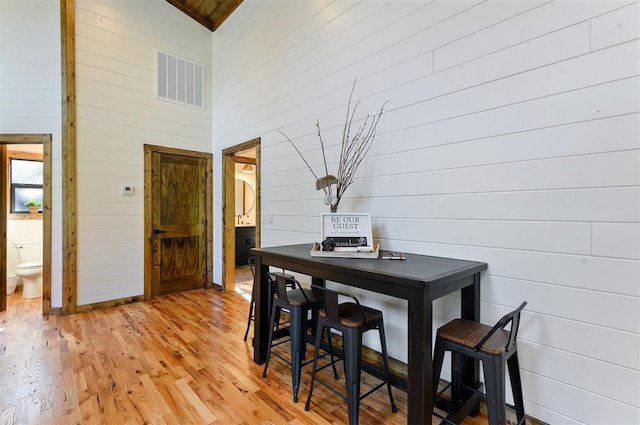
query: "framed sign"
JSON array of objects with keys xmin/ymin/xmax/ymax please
[
  {"xmin": 321, "ymin": 213, "xmax": 372, "ymax": 248},
  {"xmin": 310, "ymin": 213, "xmax": 378, "ymax": 258}
]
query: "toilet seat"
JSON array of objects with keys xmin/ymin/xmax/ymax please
[{"xmin": 17, "ymin": 261, "xmax": 43, "ymax": 270}]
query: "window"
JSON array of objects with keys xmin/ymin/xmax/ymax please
[{"xmin": 10, "ymin": 158, "xmax": 43, "ymax": 213}]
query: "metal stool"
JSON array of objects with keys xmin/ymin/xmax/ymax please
[
  {"xmin": 433, "ymin": 301, "xmax": 528, "ymax": 425},
  {"xmin": 243, "ymin": 257, "xmax": 259, "ymax": 341},
  {"xmin": 262, "ymin": 272, "xmax": 320, "ymax": 402},
  {"xmin": 305, "ymin": 285, "xmax": 397, "ymax": 425},
  {"xmin": 243, "ymin": 257, "xmax": 294, "ymax": 341}
]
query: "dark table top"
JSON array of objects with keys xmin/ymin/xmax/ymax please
[{"xmin": 252, "ymin": 243, "xmax": 487, "ymax": 295}]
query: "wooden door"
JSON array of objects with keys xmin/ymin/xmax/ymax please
[{"xmin": 150, "ymin": 150, "xmax": 207, "ymax": 296}]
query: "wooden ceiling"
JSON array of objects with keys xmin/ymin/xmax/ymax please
[{"xmin": 165, "ymin": 0, "xmax": 243, "ymax": 31}]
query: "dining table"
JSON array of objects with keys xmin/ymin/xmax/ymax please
[{"xmin": 250, "ymin": 243, "xmax": 488, "ymax": 425}]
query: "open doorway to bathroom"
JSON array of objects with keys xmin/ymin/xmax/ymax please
[
  {"xmin": 0, "ymin": 134, "xmax": 52, "ymax": 315},
  {"xmin": 222, "ymin": 139, "xmax": 260, "ymax": 295}
]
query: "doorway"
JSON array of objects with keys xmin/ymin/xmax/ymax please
[
  {"xmin": 222, "ymin": 138, "xmax": 260, "ymax": 293},
  {"xmin": 143, "ymin": 144, "xmax": 213, "ymax": 299},
  {"xmin": 0, "ymin": 134, "xmax": 52, "ymax": 315}
]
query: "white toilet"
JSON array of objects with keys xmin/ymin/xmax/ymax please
[{"xmin": 13, "ymin": 240, "xmax": 43, "ymax": 298}]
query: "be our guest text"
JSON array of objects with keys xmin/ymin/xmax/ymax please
[{"xmin": 331, "ymin": 215, "xmax": 360, "ymax": 230}]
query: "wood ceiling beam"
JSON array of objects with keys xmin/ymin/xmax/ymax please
[
  {"xmin": 165, "ymin": 0, "xmax": 216, "ymax": 31},
  {"xmin": 164, "ymin": 0, "xmax": 243, "ymax": 32}
]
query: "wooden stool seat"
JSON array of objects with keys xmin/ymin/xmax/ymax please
[
  {"xmin": 437, "ymin": 319, "xmax": 511, "ymax": 355},
  {"xmin": 318, "ymin": 302, "xmax": 383, "ymax": 327}
]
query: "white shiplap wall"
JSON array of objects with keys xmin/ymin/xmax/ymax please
[
  {"xmin": 74, "ymin": 0, "xmax": 212, "ymax": 304},
  {"xmin": 212, "ymin": 1, "xmax": 640, "ymax": 424},
  {"xmin": 0, "ymin": 0, "xmax": 63, "ymax": 306}
]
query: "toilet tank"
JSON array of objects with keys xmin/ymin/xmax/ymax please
[{"xmin": 14, "ymin": 240, "xmax": 43, "ymax": 263}]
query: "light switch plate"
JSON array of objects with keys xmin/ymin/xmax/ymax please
[{"xmin": 122, "ymin": 185, "xmax": 134, "ymax": 195}]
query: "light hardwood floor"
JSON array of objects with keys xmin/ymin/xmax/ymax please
[{"xmin": 0, "ymin": 283, "xmax": 493, "ymax": 425}]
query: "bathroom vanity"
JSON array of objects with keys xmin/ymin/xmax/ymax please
[{"xmin": 235, "ymin": 225, "xmax": 255, "ymax": 266}]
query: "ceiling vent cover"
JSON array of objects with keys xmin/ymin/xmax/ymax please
[{"xmin": 155, "ymin": 50, "xmax": 204, "ymax": 108}]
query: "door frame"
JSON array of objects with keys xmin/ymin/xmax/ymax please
[
  {"xmin": 143, "ymin": 144, "xmax": 214, "ymax": 299},
  {"xmin": 0, "ymin": 134, "xmax": 53, "ymax": 314},
  {"xmin": 222, "ymin": 138, "xmax": 260, "ymax": 293}
]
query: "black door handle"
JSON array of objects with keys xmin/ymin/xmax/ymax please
[{"xmin": 153, "ymin": 229, "xmax": 167, "ymax": 235}]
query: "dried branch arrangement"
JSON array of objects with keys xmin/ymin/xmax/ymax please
[{"xmin": 280, "ymin": 81, "xmax": 388, "ymax": 212}]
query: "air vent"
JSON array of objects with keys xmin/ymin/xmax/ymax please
[{"xmin": 155, "ymin": 50, "xmax": 204, "ymax": 108}]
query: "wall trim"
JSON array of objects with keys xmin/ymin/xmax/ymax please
[{"xmin": 61, "ymin": 0, "xmax": 77, "ymax": 315}]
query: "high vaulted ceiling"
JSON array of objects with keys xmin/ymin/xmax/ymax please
[{"xmin": 165, "ymin": 0, "xmax": 243, "ymax": 31}]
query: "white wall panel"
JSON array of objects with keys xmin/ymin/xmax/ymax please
[
  {"xmin": 433, "ymin": 187, "xmax": 640, "ymax": 222},
  {"xmin": 78, "ymin": 265, "xmax": 143, "ymax": 284},
  {"xmin": 385, "ymin": 76, "xmax": 639, "ymax": 145},
  {"xmin": 77, "ymin": 277, "xmax": 144, "ymax": 305},
  {"xmin": 76, "ymin": 146, "xmax": 143, "ymax": 166},
  {"xmin": 79, "ymin": 240, "xmax": 141, "ymax": 257},
  {"xmin": 0, "ymin": 0, "xmax": 63, "ymax": 307},
  {"xmin": 352, "ymin": 150, "xmax": 638, "ymax": 199},
  {"xmin": 520, "ymin": 367, "xmax": 639, "ymax": 425},
  {"xmin": 77, "ymin": 215, "xmax": 142, "ymax": 231},
  {"xmin": 78, "ymin": 253, "xmax": 143, "ymax": 270},
  {"xmin": 484, "ymin": 275, "xmax": 638, "ymax": 332},
  {"xmin": 521, "ymin": 341, "xmax": 639, "ymax": 408},
  {"xmin": 518, "ymin": 309, "xmax": 638, "ymax": 371},
  {"xmin": 0, "ymin": 89, "xmax": 60, "ymax": 104},
  {"xmin": 77, "ymin": 202, "xmax": 141, "ymax": 217},
  {"xmin": 433, "ymin": 0, "xmax": 633, "ymax": 70},
  {"xmin": 592, "ymin": 222, "xmax": 640, "ymax": 259},
  {"xmin": 379, "ymin": 218, "xmax": 592, "ymax": 254},
  {"xmin": 76, "ymin": 228, "xmax": 143, "ymax": 244},
  {"xmin": 591, "ymin": 1, "xmax": 640, "ymax": 49},
  {"xmin": 373, "ymin": 114, "xmax": 639, "ymax": 177},
  {"xmin": 76, "ymin": 106, "xmax": 210, "ymax": 139},
  {"xmin": 213, "ymin": 1, "xmax": 640, "ymax": 423},
  {"xmin": 74, "ymin": 0, "xmax": 212, "ymax": 305}
]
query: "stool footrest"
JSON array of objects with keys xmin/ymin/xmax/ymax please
[
  {"xmin": 312, "ymin": 375, "xmax": 388, "ymax": 404},
  {"xmin": 435, "ymin": 382, "xmax": 484, "ymax": 425}
]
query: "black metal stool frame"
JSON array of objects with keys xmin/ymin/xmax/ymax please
[
  {"xmin": 305, "ymin": 285, "xmax": 397, "ymax": 425},
  {"xmin": 243, "ymin": 257, "xmax": 295, "ymax": 341},
  {"xmin": 243, "ymin": 257, "xmax": 259, "ymax": 341},
  {"xmin": 261, "ymin": 272, "xmax": 323, "ymax": 403},
  {"xmin": 433, "ymin": 301, "xmax": 528, "ymax": 425}
]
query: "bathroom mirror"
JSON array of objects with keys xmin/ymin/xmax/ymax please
[{"xmin": 235, "ymin": 179, "xmax": 255, "ymax": 217}]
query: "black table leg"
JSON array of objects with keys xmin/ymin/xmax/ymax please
[
  {"xmin": 406, "ymin": 288, "xmax": 432, "ymax": 425},
  {"xmin": 460, "ymin": 273, "xmax": 482, "ymax": 415},
  {"xmin": 253, "ymin": 256, "xmax": 270, "ymax": 364}
]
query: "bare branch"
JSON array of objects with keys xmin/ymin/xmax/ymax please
[
  {"xmin": 316, "ymin": 119, "xmax": 330, "ymax": 178},
  {"xmin": 279, "ymin": 131, "xmax": 322, "ymax": 185},
  {"xmin": 281, "ymin": 81, "xmax": 388, "ymax": 211}
]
